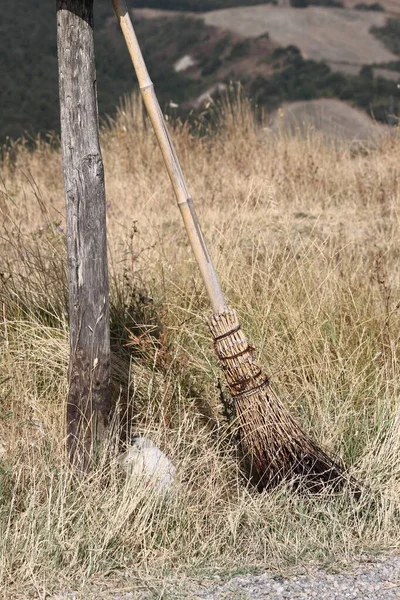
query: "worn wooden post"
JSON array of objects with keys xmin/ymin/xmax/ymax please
[{"xmin": 57, "ymin": 0, "xmax": 110, "ymax": 469}]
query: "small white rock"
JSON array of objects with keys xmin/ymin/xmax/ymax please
[
  {"xmin": 117, "ymin": 436, "xmax": 176, "ymax": 491},
  {"xmin": 174, "ymin": 54, "xmax": 196, "ymax": 72}
]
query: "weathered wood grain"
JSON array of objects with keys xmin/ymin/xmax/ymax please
[{"xmin": 57, "ymin": 0, "xmax": 110, "ymax": 469}]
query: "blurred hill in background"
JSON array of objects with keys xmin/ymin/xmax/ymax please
[{"xmin": 1, "ymin": 0, "xmax": 399, "ymax": 144}]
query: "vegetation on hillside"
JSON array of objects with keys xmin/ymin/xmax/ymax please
[
  {"xmin": 251, "ymin": 45, "xmax": 399, "ymax": 122},
  {"xmin": 0, "ymin": 1, "xmax": 214, "ymax": 143},
  {"xmin": 354, "ymin": 2, "xmax": 385, "ymax": 10},
  {"xmin": 371, "ymin": 18, "xmax": 400, "ymax": 56},
  {"xmin": 1, "ymin": 1, "xmax": 261, "ymax": 143},
  {"xmin": 134, "ymin": 0, "xmax": 344, "ymax": 8},
  {"xmin": 1, "ymin": 1, "xmax": 399, "ymax": 145},
  {"xmin": 290, "ymin": 0, "xmax": 344, "ymax": 7},
  {"xmin": 134, "ymin": 0, "xmax": 276, "ymax": 10},
  {"xmin": 0, "ymin": 0, "xmax": 129, "ymax": 141},
  {"xmin": 373, "ymin": 59, "xmax": 400, "ymax": 72},
  {"xmin": 1, "ymin": 95, "xmax": 399, "ymax": 595}
]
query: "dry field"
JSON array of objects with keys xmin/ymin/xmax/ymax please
[
  {"xmin": 0, "ymin": 94, "xmax": 399, "ymax": 597},
  {"xmin": 134, "ymin": 7, "xmax": 198, "ymax": 19},
  {"xmin": 342, "ymin": 0, "xmax": 400, "ymax": 15},
  {"xmin": 135, "ymin": 5, "xmax": 398, "ymax": 78},
  {"xmin": 203, "ymin": 6, "xmax": 395, "ymax": 65},
  {"xmin": 270, "ymin": 98, "xmax": 388, "ymax": 142}
]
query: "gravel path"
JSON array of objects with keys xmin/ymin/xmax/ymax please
[
  {"xmin": 40, "ymin": 554, "xmax": 400, "ymax": 600},
  {"xmin": 191, "ymin": 554, "xmax": 400, "ymax": 600}
]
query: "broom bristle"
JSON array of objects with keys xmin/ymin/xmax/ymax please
[{"xmin": 208, "ymin": 308, "xmax": 354, "ymax": 493}]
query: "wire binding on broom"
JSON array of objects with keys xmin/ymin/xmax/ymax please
[{"xmin": 208, "ymin": 308, "xmax": 351, "ymax": 493}]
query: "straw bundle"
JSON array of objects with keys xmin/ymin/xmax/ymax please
[{"xmin": 209, "ymin": 309, "xmax": 346, "ymax": 492}]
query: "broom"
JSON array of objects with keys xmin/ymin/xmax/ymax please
[{"xmin": 111, "ymin": 0, "xmax": 351, "ymax": 493}]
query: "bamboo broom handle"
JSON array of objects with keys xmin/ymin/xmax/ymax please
[{"xmin": 112, "ymin": 0, "xmax": 227, "ymax": 314}]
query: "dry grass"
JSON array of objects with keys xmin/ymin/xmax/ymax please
[{"xmin": 0, "ymin": 93, "xmax": 399, "ymax": 596}]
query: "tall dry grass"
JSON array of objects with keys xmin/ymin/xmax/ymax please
[{"xmin": 0, "ymin": 93, "xmax": 399, "ymax": 596}]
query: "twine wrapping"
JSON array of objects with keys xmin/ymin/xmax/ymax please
[{"xmin": 208, "ymin": 308, "xmax": 350, "ymax": 492}]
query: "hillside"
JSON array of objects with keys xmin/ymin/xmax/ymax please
[
  {"xmin": 0, "ymin": 1, "xmax": 399, "ymax": 144},
  {"xmin": 269, "ymin": 97, "xmax": 388, "ymax": 141},
  {"xmin": 0, "ymin": 0, "xmax": 127, "ymax": 141},
  {"xmin": 203, "ymin": 6, "xmax": 396, "ymax": 65},
  {"xmin": 342, "ymin": 0, "xmax": 400, "ymax": 14}
]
